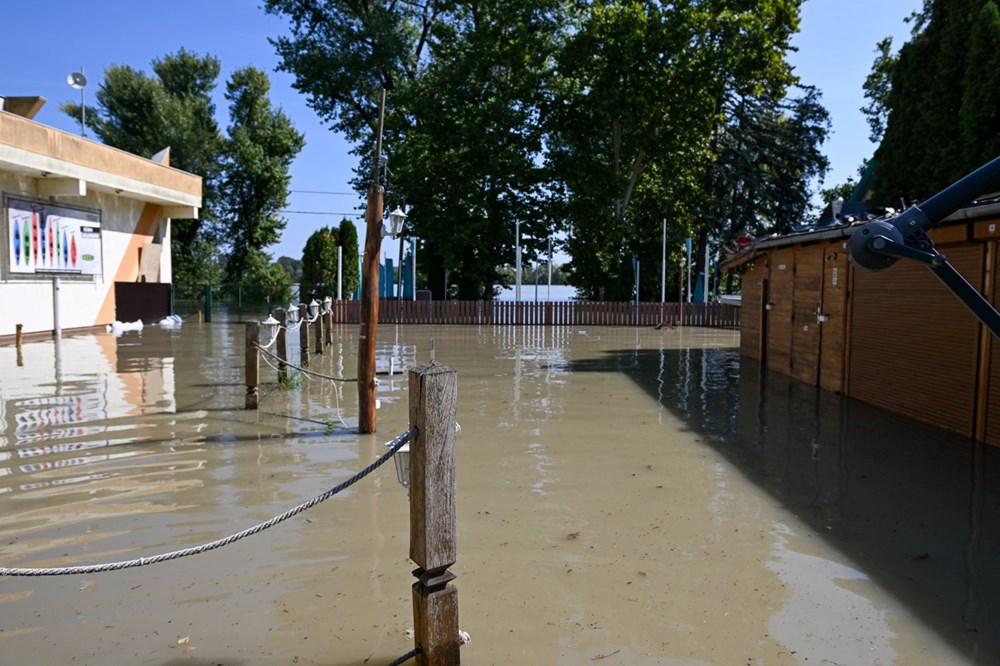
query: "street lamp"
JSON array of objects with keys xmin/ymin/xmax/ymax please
[
  {"xmin": 389, "ymin": 440, "xmax": 410, "ymax": 488},
  {"xmin": 260, "ymin": 314, "xmax": 281, "ymax": 348},
  {"xmin": 384, "ymin": 207, "xmax": 407, "ymax": 239},
  {"xmin": 287, "ymin": 303, "xmax": 299, "ymax": 324},
  {"xmin": 308, "ymin": 299, "xmax": 321, "ymax": 321},
  {"xmin": 323, "ymin": 295, "xmax": 333, "ymax": 314}
]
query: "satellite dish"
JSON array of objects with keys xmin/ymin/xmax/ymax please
[{"xmin": 67, "ymin": 71, "xmax": 87, "ymax": 90}]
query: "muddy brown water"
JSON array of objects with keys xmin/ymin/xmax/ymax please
[{"xmin": 1, "ymin": 323, "xmax": 997, "ymax": 665}]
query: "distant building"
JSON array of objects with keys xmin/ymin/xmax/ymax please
[
  {"xmin": 0, "ymin": 98, "xmax": 201, "ymax": 339},
  {"xmin": 722, "ymin": 198, "xmax": 1000, "ymax": 446}
]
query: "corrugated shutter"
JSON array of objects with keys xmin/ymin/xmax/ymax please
[
  {"xmin": 849, "ymin": 245, "xmax": 983, "ymax": 437},
  {"xmin": 766, "ymin": 248, "xmax": 795, "ymax": 375},
  {"xmin": 983, "ymin": 243, "xmax": 1000, "ymax": 445},
  {"xmin": 741, "ymin": 262, "xmax": 764, "ymax": 360},
  {"xmin": 820, "ymin": 243, "xmax": 850, "ymax": 393},
  {"xmin": 791, "ymin": 246, "xmax": 823, "ymax": 385}
]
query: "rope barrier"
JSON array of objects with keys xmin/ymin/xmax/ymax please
[
  {"xmin": 0, "ymin": 429, "xmax": 416, "ymax": 577},
  {"xmin": 255, "ymin": 343, "xmax": 358, "ymax": 383},
  {"xmin": 385, "ymin": 648, "xmax": 421, "ymax": 666}
]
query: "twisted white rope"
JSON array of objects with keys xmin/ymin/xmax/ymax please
[{"xmin": 0, "ymin": 429, "xmax": 416, "ymax": 577}]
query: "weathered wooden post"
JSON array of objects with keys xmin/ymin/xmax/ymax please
[
  {"xmin": 299, "ymin": 303, "xmax": 310, "ymax": 368},
  {"xmin": 315, "ymin": 306, "xmax": 324, "ymax": 355},
  {"xmin": 245, "ymin": 320, "xmax": 259, "ymax": 409},
  {"xmin": 325, "ymin": 304, "xmax": 333, "ymax": 346},
  {"xmin": 409, "ymin": 361, "xmax": 460, "ymax": 665},
  {"xmin": 15, "ymin": 323, "xmax": 23, "ymax": 367},
  {"xmin": 274, "ymin": 307, "xmax": 288, "ymax": 383}
]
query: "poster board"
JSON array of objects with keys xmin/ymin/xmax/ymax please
[{"xmin": 4, "ymin": 196, "xmax": 103, "ymax": 276}]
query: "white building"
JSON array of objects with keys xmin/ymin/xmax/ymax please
[{"xmin": 0, "ymin": 98, "xmax": 202, "ymax": 339}]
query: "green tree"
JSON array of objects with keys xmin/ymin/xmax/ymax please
[
  {"xmin": 872, "ymin": 0, "xmax": 998, "ymax": 204},
  {"xmin": 62, "ymin": 49, "xmax": 225, "ymax": 293},
  {"xmin": 338, "ymin": 218, "xmax": 361, "ymax": 299},
  {"xmin": 266, "ymin": 0, "xmax": 561, "ymax": 300},
  {"xmin": 301, "ymin": 226, "xmax": 339, "ymax": 300},
  {"xmin": 218, "ymin": 67, "xmax": 304, "ymax": 285},
  {"xmin": 861, "ymin": 37, "xmax": 897, "ymax": 144},
  {"xmin": 276, "ymin": 256, "xmax": 303, "ymax": 282}
]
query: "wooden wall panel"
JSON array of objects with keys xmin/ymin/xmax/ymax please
[
  {"xmin": 791, "ymin": 245, "xmax": 823, "ymax": 385},
  {"xmin": 740, "ymin": 261, "xmax": 765, "ymax": 360},
  {"xmin": 766, "ymin": 248, "xmax": 795, "ymax": 375},
  {"xmin": 849, "ymin": 244, "xmax": 984, "ymax": 438},
  {"xmin": 819, "ymin": 242, "xmax": 850, "ymax": 393},
  {"xmin": 984, "ymin": 241, "xmax": 1000, "ymax": 446}
]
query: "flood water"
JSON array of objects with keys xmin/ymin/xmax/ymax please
[{"xmin": 1, "ymin": 322, "xmax": 997, "ymax": 665}]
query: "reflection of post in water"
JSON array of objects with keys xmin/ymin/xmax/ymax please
[{"xmin": 964, "ymin": 441, "xmax": 984, "ymax": 631}]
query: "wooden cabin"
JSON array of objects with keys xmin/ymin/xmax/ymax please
[{"xmin": 722, "ymin": 201, "xmax": 1000, "ymax": 446}]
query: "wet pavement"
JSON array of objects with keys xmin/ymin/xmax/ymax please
[{"xmin": 0, "ymin": 322, "xmax": 996, "ymax": 664}]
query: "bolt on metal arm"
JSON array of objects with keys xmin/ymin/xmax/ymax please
[{"xmin": 846, "ymin": 154, "xmax": 1000, "ymax": 339}]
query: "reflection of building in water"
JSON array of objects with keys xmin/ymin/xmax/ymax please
[
  {"xmin": 0, "ymin": 330, "xmax": 176, "ymax": 495},
  {"xmin": 604, "ymin": 346, "xmax": 1000, "ymax": 664}
]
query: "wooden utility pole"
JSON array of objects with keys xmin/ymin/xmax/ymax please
[
  {"xmin": 274, "ymin": 307, "xmax": 288, "ymax": 384},
  {"xmin": 325, "ymin": 304, "xmax": 333, "ymax": 346},
  {"xmin": 245, "ymin": 321, "xmax": 259, "ymax": 409},
  {"xmin": 359, "ymin": 88, "xmax": 388, "ymax": 434},
  {"xmin": 409, "ymin": 361, "xmax": 460, "ymax": 665}
]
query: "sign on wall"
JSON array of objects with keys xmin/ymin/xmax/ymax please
[{"xmin": 5, "ymin": 197, "xmax": 102, "ymax": 276}]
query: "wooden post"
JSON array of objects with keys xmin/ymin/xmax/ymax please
[
  {"xmin": 16, "ymin": 323, "xmax": 23, "ymax": 367},
  {"xmin": 315, "ymin": 307, "xmax": 324, "ymax": 356},
  {"xmin": 274, "ymin": 307, "xmax": 288, "ymax": 384},
  {"xmin": 409, "ymin": 361, "xmax": 460, "ymax": 665},
  {"xmin": 325, "ymin": 306, "xmax": 333, "ymax": 346},
  {"xmin": 299, "ymin": 303, "xmax": 310, "ymax": 368},
  {"xmin": 245, "ymin": 321, "xmax": 259, "ymax": 410},
  {"xmin": 359, "ymin": 88, "xmax": 388, "ymax": 435}
]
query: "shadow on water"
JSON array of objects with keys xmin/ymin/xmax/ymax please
[{"xmin": 568, "ymin": 347, "xmax": 1000, "ymax": 664}]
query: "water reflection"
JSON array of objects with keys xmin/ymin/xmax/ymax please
[{"xmin": 574, "ymin": 346, "xmax": 1000, "ymax": 663}]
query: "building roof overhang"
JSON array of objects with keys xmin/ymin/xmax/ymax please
[{"xmin": 0, "ymin": 110, "xmax": 202, "ymax": 217}]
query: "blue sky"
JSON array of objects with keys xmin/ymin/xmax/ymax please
[{"xmin": 2, "ymin": 0, "xmax": 922, "ymax": 265}]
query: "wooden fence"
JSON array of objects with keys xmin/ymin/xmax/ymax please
[{"xmin": 328, "ymin": 299, "xmax": 739, "ymax": 328}]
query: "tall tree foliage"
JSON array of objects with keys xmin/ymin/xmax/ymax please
[
  {"xmin": 301, "ymin": 226, "xmax": 339, "ymax": 299},
  {"xmin": 267, "ymin": 0, "xmax": 560, "ymax": 299},
  {"xmin": 219, "ymin": 67, "xmax": 304, "ymax": 285},
  {"xmin": 546, "ymin": 0, "xmax": 825, "ymax": 300},
  {"xmin": 62, "ymin": 49, "xmax": 225, "ymax": 291},
  {"xmin": 337, "ymin": 218, "xmax": 361, "ymax": 298},
  {"xmin": 873, "ymin": 0, "xmax": 1000, "ymax": 204},
  {"xmin": 61, "ymin": 51, "xmax": 303, "ymax": 293},
  {"xmin": 267, "ymin": 0, "xmax": 829, "ymax": 301}
]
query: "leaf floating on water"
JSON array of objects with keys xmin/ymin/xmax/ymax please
[
  {"xmin": 184, "ymin": 646, "xmax": 196, "ymax": 653},
  {"xmin": 566, "ymin": 532, "xmax": 581, "ymax": 541},
  {"xmin": 177, "ymin": 636, "xmax": 190, "ymax": 645}
]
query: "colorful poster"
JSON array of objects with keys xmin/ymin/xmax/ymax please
[{"xmin": 5, "ymin": 197, "xmax": 102, "ymax": 276}]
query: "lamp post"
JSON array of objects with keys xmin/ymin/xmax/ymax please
[{"xmin": 358, "ymin": 93, "xmax": 407, "ymax": 434}]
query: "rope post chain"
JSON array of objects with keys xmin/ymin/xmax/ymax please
[
  {"xmin": 409, "ymin": 361, "xmax": 461, "ymax": 665},
  {"xmin": 245, "ymin": 320, "xmax": 259, "ymax": 410},
  {"xmin": 274, "ymin": 307, "xmax": 289, "ymax": 383},
  {"xmin": 299, "ymin": 303, "xmax": 310, "ymax": 368}
]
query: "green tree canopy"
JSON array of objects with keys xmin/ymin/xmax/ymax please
[
  {"xmin": 219, "ymin": 67, "xmax": 304, "ymax": 285},
  {"xmin": 872, "ymin": 0, "xmax": 1000, "ymax": 204},
  {"xmin": 301, "ymin": 226, "xmax": 339, "ymax": 300}
]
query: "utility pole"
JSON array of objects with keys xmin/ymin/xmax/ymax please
[{"xmin": 358, "ymin": 88, "xmax": 387, "ymax": 434}]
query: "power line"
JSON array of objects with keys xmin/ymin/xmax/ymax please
[
  {"xmin": 279, "ymin": 210, "xmax": 364, "ymax": 217},
  {"xmin": 289, "ymin": 189, "xmax": 359, "ymax": 196}
]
